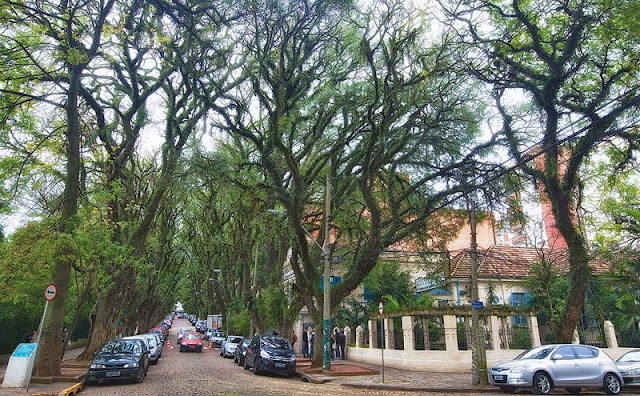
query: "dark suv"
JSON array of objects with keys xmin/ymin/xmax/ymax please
[{"xmin": 243, "ymin": 335, "xmax": 296, "ymax": 377}]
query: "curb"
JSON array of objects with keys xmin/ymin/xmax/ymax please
[
  {"xmin": 341, "ymin": 383, "xmax": 501, "ymax": 393},
  {"xmin": 58, "ymin": 382, "xmax": 82, "ymax": 396}
]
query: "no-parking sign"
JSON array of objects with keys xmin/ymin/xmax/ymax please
[{"xmin": 44, "ymin": 284, "xmax": 57, "ymax": 301}]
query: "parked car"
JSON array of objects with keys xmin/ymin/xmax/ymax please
[
  {"xmin": 204, "ymin": 328, "xmax": 214, "ymax": 341},
  {"xmin": 123, "ymin": 334, "xmax": 160, "ymax": 365},
  {"xmin": 210, "ymin": 331, "xmax": 226, "ymax": 347},
  {"xmin": 616, "ymin": 349, "xmax": 640, "ymax": 386},
  {"xmin": 177, "ymin": 327, "xmax": 194, "ymax": 344},
  {"xmin": 488, "ymin": 344, "xmax": 622, "ymax": 395},
  {"xmin": 221, "ymin": 336, "xmax": 244, "ymax": 358},
  {"xmin": 149, "ymin": 328, "xmax": 165, "ymax": 344},
  {"xmin": 85, "ymin": 339, "xmax": 150, "ymax": 385},
  {"xmin": 235, "ymin": 338, "xmax": 251, "ymax": 366},
  {"xmin": 243, "ymin": 335, "xmax": 296, "ymax": 377},
  {"xmin": 180, "ymin": 331, "xmax": 203, "ymax": 352}
]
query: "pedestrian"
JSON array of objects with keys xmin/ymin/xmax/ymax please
[
  {"xmin": 291, "ymin": 330, "xmax": 297, "ymax": 348},
  {"xmin": 26, "ymin": 330, "xmax": 37, "ymax": 343},
  {"xmin": 302, "ymin": 327, "xmax": 308, "ymax": 358},
  {"xmin": 309, "ymin": 330, "xmax": 315, "ymax": 358},
  {"xmin": 332, "ymin": 329, "xmax": 339, "ymax": 359},
  {"xmin": 337, "ymin": 329, "xmax": 346, "ymax": 360},
  {"xmin": 62, "ymin": 327, "xmax": 69, "ymax": 349}
]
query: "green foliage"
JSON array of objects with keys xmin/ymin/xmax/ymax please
[
  {"xmin": 226, "ymin": 298, "xmax": 250, "ymax": 336},
  {"xmin": 334, "ymin": 299, "xmax": 370, "ymax": 329},
  {"xmin": 363, "ymin": 260, "xmax": 414, "ymax": 306}
]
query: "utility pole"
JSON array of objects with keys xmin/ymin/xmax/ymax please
[
  {"xmin": 470, "ymin": 200, "xmax": 488, "ymax": 385},
  {"xmin": 322, "ymin": 175, "xmax": 332, "ymax": 371}
]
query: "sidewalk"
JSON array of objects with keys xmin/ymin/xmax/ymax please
[
  {"xmin": 298, "ymin": 358, "xmax": 499, "ymax": 393},
  {"xmin": 0, "ymin": 348, "xmax": 85, "ymax": 396}
]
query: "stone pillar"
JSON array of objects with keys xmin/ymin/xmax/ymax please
[
  {"xmin": 572, "ymin": 328, "xmax": 580, "ymax": 344},
  {"xmin": 368, "ymin": 319, "xmax": 378, "ymax": 349},
  {"xmin": 489, "ymin": 315, "xmax": 502, "ymax": 351},
  {"xmin": 529, "ymin": 315, "xmax": 541, "ymax": 347},
  {"xmin": 604, "ymin": 320, "xmax": 618, "ymax": 349},
  {"xmin": 402, "ymin": 316, "xmax": 414, "ymax": 351},
  {"xmin": 355, "ymin": 325, "xmax": 363, "ymax": 348},
  {"xmin": 384, "ymin": 317, "xmax": 394, "ymax": 350},
  {"xmin": 443, "ymin": 314, "xmax": 458, "ymax": 352},
  {"xmin": 344, "ymin": 326, "xmax": 351, "ymax": 359}
]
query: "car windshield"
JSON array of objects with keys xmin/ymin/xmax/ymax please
[
  {"xmin": 618, "ymin": 351, "xmax": 640, "ymax": 362},
  {"xmin": 261, "ymin": 337, "xmax": 291, "ymax": 349},
  {"xmin": 228, "ymin": 337, "xmax": 243, "ymax": 344},
  {"xmin": 101, "ymin": 340, "xmax": 141, "ymax": 355},
  {"xmin": 242, "ymin": 339, "xmax": 251, "ymax": 346},
  {"xmin": 184, "ymin": 333, "xmax": 201, "ymax": 340},
  {"xmin": 515, "ymin": 346, "xmax": 556, "ymax": 360}
]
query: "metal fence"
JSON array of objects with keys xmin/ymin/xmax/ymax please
[
  {"xmin": 457, "ymin": 327, "xmax": 493, "ymax": 350},
  {"xmin": 579, "ymin": 326, "xmax": 607, "ymax": 348},
  {"xmin": 413, "ymin": 326, "xmax": 446, "ymax": 350},
  {"xmin": 499, "ymin": 326, "xmax": 532, "ymax": 350},
  {"xmin": 617, "ymin": 328, "xmax": 640, "ymax": 348}
]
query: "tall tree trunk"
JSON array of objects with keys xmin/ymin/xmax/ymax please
[{"xmin": 34, "ymin": 68, "xmax": 82, "ymax": 377}]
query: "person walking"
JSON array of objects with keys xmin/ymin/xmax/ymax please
[
  {"xmin": 309, "ymin": 329, "xmax": 315, "ymax": 358},
  {"xmin": 337, "ymin": 329, "xmax": 346, "ymax": 360},
  {"xmin": 302, "ymin": 327, "xmax": 308, "ymax": 358},
  {"xmin": 332, "ymin": 329, "xmax": 339, "ymax": 360},
  {"xmin": 291, "ymin": 330, "xmax": 297, "ymax": 349}
]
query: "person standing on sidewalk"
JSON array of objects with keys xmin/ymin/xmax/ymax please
[
  {"xmin": 337, "ymin": 329, "xmax": 346, "ymax": 360},
  {"xmin": 302, "ymin": 327, "xmax": 308, "ymax": 358}
]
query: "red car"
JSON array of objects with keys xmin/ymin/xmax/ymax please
[{"xmin": 180, "ymin": 332, "xmax": 203, "ymax": 352}]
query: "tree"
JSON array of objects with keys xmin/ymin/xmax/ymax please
[
  {"xmin": 442, "ymin": 0, "xmax": 640, "ymax": 342},
  {"xmin": 212, "ymin": 0, "xmax": 494, "ymax": 367}
]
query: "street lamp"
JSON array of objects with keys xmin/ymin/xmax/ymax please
[{"xmin": 268, "ymin": 207, "xmax": 333, "ymax": 371}]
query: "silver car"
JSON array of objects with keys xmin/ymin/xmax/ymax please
[
  {"xmin": 220, "ymin": 336, "xmax": 244, "ymax": 358},
  {"xmin": 616, "ymin": 349, "xmax": 640, "ymax": 386},
  {"xmin": 489, "ymin": 344, "xmax": 622, "ymax": 395}
]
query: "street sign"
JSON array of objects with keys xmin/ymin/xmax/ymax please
[
  {"xmin": 471, "ymin": 300, "xmax": 484, "ymax": 309},
  {"xmin": 379, "ymin": 301, "xmax": 383, "ymax": 315},
  {"xmin": 44, "ymin": 284, "xmax": 57, "ymax": 301}
]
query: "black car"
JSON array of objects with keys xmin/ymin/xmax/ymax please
[
  {"xmin": 85, "ymin": 339, "xmax": 150, "ymax": 385},
  {"xmin": 243, "ymin": 335, "xmax": 296, "ymax": 377},
  {"xmin": 234, "ymin": 338, "xmax": 251, "ymax": 366}
]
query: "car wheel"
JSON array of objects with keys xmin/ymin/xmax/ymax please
[
  {"xmin": 234, "ymin": 355, "xmax": 238, "ymax": 363},
  {"xmin": 151, "ymin": 358, "xmax": 158, "ymax": 365},
  {"xmin": 134, "ymin": 368, "xmax": 146, "ymax": 384},
  {"xmin": 499, "ymin": 386, "xmax": 516, "ymax": 393},
  {"xmin": 533, "ymin": 372, "xmax": 552, "ymax": 395},
  {"xmin": 243, "ymin": 360, "xmax": 250, "ymax": 370},
  {"xmin": 566, "ymin": 388, "xmax": 581, "ymax": 395},
  {"xmin": 254, "ymin": 360, "xmax": 262, "ymax": 375},
  {"xmin": 603, "ymin": 373, "xmax": 621, "ymax": 395}
]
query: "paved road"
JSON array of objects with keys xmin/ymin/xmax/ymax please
[{"xmin": 81, "ymin": 318, "xmax": 429, "ymax": 396}]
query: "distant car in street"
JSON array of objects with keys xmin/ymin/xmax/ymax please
[
  {"xmin": 210, "ymin": 331, "xmax": 226, "ymax": 347},
  {"xmin": 616, "ymin": 349, "xmax": 640, "ymax": 387},
  {"xmin": 488, "ymin": 344, "xmax": 622, "ymax": 395},
  {"xmin": 221, "ymin": 336, "xmax": 244, "ymax": 358},
  {"xmin": 235, "ymin": 338, "xmax": 251, "ymax": 366},
  {"xmin": 85, "ymin": 339, "xmax": 150, "ymax": 385},
  {"xmin": 204, "ymin": 328, "xmax": 214, "ymax": 341},
  {"xmin": 244, "ymin": 335, "xmax": 296, "ymax": 377},
  {"xmin": 180, "ymin": 331, "xmax": 203, "ymax": 352}
]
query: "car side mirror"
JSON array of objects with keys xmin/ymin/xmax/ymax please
[{"xmin": 552, "ymin": 354, "xmax": 563, "ymax": 360}]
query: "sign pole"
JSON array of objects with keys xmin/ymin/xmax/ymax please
[
  {"xmin": 379, "ymin": 300, "xmax": 384, "ymax": 384},
  {"xmin": 27, "ymin": 284, "xmax": 57, "ymax": 391}
]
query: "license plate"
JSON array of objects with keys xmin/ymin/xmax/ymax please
[
  {"xmin": 106, "ymin": 371, "xmax": 121, "ymax": 377},
  {"xmin": 493, "ymin": 375, "xmax": 505, "ymax": 380},
  {"xmin": 275, "ymin": 363, "xmax": 285, "ymax": 368}
]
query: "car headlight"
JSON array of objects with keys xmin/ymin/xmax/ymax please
[
  {"xmin": 623, "ymin": 368, "xmax": 640, "ymax": 375},
  {"xmin": 511, "ymin": 365, "xmax": 528, "ymax": 374},
  {"xmin": 90, "ymin": 364, "xmax": 105, "ymax": 369},
  {"xmin": 123, "ymin": 362, "xmax": 139, "ymax": 368},
  {"xmin": 260, "ymin": 350, "xmax": 270, "ymax": 359},
  {"xmin": 289, "ymin": 354, "xmax": 296, "ymax": 362}
]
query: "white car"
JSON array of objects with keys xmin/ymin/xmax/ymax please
[
  {"xmin": 123, "ymin": 335, "xmax": 160, "ymax": 365},
  {"xmin": 489, "ymin": 344, "xmax": 622, "ymax": 395},
  {"xmin": 220, "ymin": 336, "xmax": 244, "ymax": 358}
]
